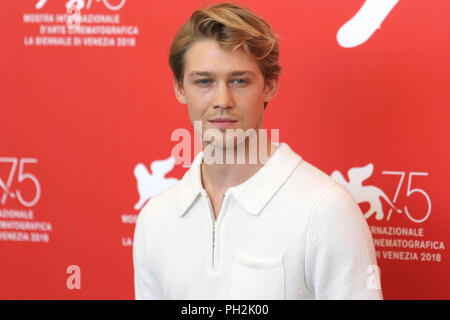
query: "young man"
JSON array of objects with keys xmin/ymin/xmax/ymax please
[{"xmin": 133, "ymin": 2, "xmax": 382, "ymax": 300}]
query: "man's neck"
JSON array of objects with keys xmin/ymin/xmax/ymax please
[{"xmin": 200, "ymin": 137, "xmax": 279, "ymax": 197}]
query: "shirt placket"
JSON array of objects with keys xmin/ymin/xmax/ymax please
[{"xmin": 203, "ymin": 191, "xmax": 230, "ymax": 272}]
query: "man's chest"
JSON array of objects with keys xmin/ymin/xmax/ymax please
[{"xmin": 156, "ymin": 203, "xmax": 307, "ymax": 299}]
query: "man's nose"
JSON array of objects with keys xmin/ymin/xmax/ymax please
[{"xmin": 212, "ymin": 81, "xmax": 234, "ymax": 109}]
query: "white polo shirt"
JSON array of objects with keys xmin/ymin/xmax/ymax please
[{"xmin": 133, "ymin": 142, "xmax": 383, "ymax": 300}]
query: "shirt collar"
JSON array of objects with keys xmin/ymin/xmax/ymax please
[{"xmin": 175, "ymin": 142, "xmax": 302, "ymax": 217}]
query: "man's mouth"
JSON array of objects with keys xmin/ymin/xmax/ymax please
[{"xmin": 208, "ymin": 118, "xmax": 238, "ymax": 129}]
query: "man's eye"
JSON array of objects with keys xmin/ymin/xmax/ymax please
[
  {"xmin": 196, "ymin": 79, "xmax": 211, "ymax": 86},
  {"xmin": 232, "ymin": 78, "xmax": 249, "ymax": 85}
]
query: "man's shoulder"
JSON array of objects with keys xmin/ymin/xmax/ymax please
[
  {"xmin": 276, "ymin": 143, "xmax": 337, "ymax": 198},
  {"xmin": 288, "ymin": 158, "xmax": 338, "ymax": 195},
  {"xmin": 137, "ymin": 181, "xmax": 181, "ymax": 224},
  {"xmin": 280, "ymin": 156, "xmax": 358, "ymax": 212},
  {"xmin": 291, "ymin": 159, "xmax": 361, "ymax": 218}
]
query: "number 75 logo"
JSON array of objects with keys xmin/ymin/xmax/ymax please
[
  {"xmin": 0, "ymin": 157, "xmax": 41, "ymax": 207},
  {"xmin": 332, "ymin": 164, "xmax": 432, "ymax": 223}
]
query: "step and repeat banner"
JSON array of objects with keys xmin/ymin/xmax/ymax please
[{"xmin": 1, "ymin": 0, "xmax": 449, "ymax": 299}]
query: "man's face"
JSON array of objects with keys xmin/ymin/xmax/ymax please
[{"xmin": 174, "ymin": 39, "xmax": 279, "ymax": 149}]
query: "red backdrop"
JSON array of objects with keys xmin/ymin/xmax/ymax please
[{"xmin": 1, "ymin": 0, "xmax": 449, "ymax": 299}]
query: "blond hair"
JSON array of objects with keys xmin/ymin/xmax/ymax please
[{"xmin": 168, "ymin": 2, "xmax": 282, "ymax": 109}]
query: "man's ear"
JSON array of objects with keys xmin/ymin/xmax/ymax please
[
  {"xmin": 263, "ymin": 77, "xmax": 280, "ymax": 103},
  {"xmin": 173, "ymin": 78, "xmax": 188, "ymax": 104}
]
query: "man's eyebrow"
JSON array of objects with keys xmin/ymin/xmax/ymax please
[
  {"xmin": 230, "ymin": 70, "xmax": 257, "ymax": 77},
  {"xmin": 188, "ymin": 70, "xmax": 257, "ymax": 78}
]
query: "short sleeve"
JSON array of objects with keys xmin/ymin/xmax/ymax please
[
  {"xmin": 133, "ymin": 205, "xmax": 163, "ymax": 300},
  {"xmin": 305, "ymin": 183, "xmax": 383, "ymax": 300}
]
